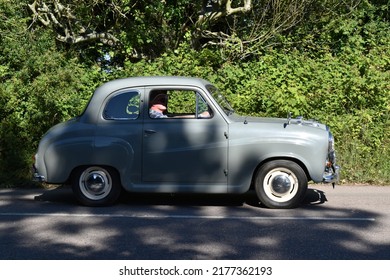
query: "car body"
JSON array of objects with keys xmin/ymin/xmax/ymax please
[{"xmin": 33, "ymin": 76, "xmax": 340, "ymax": 208}]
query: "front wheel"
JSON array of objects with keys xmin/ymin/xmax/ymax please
[
  {"xmin": 255, "ymin": 160, "xmax": 308, "ymax": 209},
  {"xmin": 72, "ymin": 166, "xmax": 122, "ymax": 206}
]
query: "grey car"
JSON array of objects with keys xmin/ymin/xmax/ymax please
[{"xmin": 33, "ymin": 76, "xmax": 339, "ymax": 208}]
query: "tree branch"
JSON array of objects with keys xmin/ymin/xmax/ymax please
[
  {"xmin": 28, "ymin": 0, "xmax": 118, "ymax": 46},
  {"xmin": 197, "ymin": 0, "xmax": 252, "ymax": 27},
  {"xmin": 194, "ymin": 0, "xmax": 317, "ymax": 60}
]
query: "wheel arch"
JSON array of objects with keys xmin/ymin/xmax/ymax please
[{"xmin": 69, "ymin": 164, "xmax": 122, "ymax": 184}]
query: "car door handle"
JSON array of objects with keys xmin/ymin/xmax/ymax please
[{"xmin": 144, "ymin": 129, "xmax": 157, "ymax": 135}]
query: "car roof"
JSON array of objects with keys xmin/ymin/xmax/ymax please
[
  {"xmin": 80, "ymin": 76, "xmax": 212, "ymax": 123},
  {"xmin": 96, "ymin": 76, "xmax": 210, "ymax": 93}
]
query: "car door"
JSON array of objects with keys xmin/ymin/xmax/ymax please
[
  {"xmin": 95, "ymin": 88, "xmax": 144, "ymax": 186},
  {"xmin": 142, "ymin": 87, "xmax": 228, "ymax": 189}
]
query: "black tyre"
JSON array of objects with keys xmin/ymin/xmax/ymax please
[
  {"xmin": 255, "ymin": 160, "xmax": 308, "ymax": 209},
  {"xmin": 72, "ymin": 166, "xmax": 122, "ymax": 206}
]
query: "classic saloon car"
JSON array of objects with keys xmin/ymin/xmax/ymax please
[{"xmin": 33, "ymin": 76, "xmax": 339, "ymax": 208}]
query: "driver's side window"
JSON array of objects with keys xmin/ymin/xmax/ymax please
[{"xmin": 149, "ymin": 89, "xmax": 212, "ymax": 119}]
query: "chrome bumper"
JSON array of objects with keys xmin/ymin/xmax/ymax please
[
  {"xmin": 323, "ymin": 165, "xmax": 340, "ymax": 185},
  {"xmin": 32, "ymin": 165, "xmax": 45, "ymax": 182}
]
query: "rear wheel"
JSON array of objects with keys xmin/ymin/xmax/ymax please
[
  {"xmin": 72, "ymin": 166, "xmax": 121, "ymax": 206},
  {"xmin": 255, "ymin": 160, "xmax": 308, "ymax": 209}
]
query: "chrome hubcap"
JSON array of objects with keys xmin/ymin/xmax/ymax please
[
  {"xmin": 85, "ymin": 173, "xmax": 106, "ymax": 194},
  {"xmin": 79, "ymin": 167, "xmax": 112, "ymax": 200},
  {"xmin": 263, "ymin": 168, "xmax": 299, "ymax": 202},
  {"xmin": 271, "ymin": 174, "xmax": 292, "ymax": 195}
]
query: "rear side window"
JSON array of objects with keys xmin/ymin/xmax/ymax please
[{"xmin": 103, "ymin": 91, "xmax": 140, "ymax": 120}]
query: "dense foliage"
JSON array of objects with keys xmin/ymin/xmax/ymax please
[{"xmin": 1, "ymin": 0, "xmax": 389, "ymax": 186}]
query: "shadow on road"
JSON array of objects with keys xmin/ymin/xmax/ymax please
[
  {"xmin": 32, "ymin": 186, "xmax": 328, "ymax": 208},
  {"xmin": 2, "ymin": 185, "xmax": 389, "ymax": 260}
]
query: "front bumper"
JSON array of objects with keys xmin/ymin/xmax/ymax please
[{"xmin": 323, "ymin": 164, "xmax": 340, "ymax": 184}]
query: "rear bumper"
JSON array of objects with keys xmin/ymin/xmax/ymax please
[{"xmin": 32, "ymin": 164, "xmax": 45, "ymax": 182}]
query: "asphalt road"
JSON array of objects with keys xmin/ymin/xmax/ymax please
[{"xmin": 0, "ymin": 184, "xmax": 389, "ymax": 260}]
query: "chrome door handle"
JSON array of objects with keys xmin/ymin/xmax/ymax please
[{"xmin": 144, "ymin": 129, "xmax": 157, "ymax": 135}]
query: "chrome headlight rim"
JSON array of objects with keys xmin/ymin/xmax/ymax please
[{"xmin": 327, "ymin": 131, "xmax": 336, "ymax": 165}]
